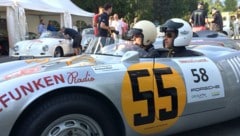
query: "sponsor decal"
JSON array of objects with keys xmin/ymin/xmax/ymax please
[
  {"xmin": 191, "ymin": 93, "xmax": 207, "ymax": 99},
  {"xmin": 0, "ymin": 74, "xmax": 65, "ymax": 112},
  {"xmin": 0, "ymin": 71, "xmax": 95, "ymax": 112},
  {"xmin": 67, "ymin": 71, "xmax": 95, "ymax": 84},
  {"xmin": 173, "ymin": 57, "xmax": 224, "ymax": 103},
  {"xmin": 92, "ymin": 64, "xmax": 127, "ymax": 73},
  {"xmin": 4, "ymin": 66, "xmax": 42, "ymax": 80},
  {"xmin": 191, "ymin": 85, "xmax": 220, "ymax": 92}
]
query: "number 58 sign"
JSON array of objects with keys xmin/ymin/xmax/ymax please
[{"xmin": 173, "ymin": 57, "xmax": 224, "ymax": 103}]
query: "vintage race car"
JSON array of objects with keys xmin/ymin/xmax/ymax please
[
  {"xmin": 154, "ymin": 30, "xmax": 240, "ymax": 50},
  {"xmin": 10, "ymin": 31, "xmax": 74, "ymax": 58},
  {"xmin": 1, "ymin": 37, "xmax": 240, "ymax": 136},
  {"xmin": 191, "ymin": 30, "xmax": 240, "ymax": 50}
]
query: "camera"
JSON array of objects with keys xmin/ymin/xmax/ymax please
[{"xmin": 111, "ymin": 30, "xmax": 119, "ymax": 35}]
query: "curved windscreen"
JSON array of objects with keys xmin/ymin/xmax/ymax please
[{"xmin": 85, "ymin": 37, "xmax": 148, "ymax": 57}]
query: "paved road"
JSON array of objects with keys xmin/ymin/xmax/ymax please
[
  {"xmin": 1, "ymin": 56, "xmax": 240, "ymax": 135},
  {"xmin": 171, "ymin": 117, "xmax": 240, "ymax": 136},
  {"xmin": 0, "ymin": 56, "xmax": 18, "ymax": 63}
]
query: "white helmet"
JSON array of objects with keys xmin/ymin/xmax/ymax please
[
  {"xmin": 160, "ymin": 18, "xmax": 192, "ymax": 47},
  {"xmin": 131, "ymin": 20, "xmax": 157, "ymax": 46}
]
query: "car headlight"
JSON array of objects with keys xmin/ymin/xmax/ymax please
[
  {"xmin": 13, "ymin": 45, "xmax": 19, "ymax": 51},
  {"xmin": 42, "ymin": 45, "xmax": 49, "ymax": 52}
]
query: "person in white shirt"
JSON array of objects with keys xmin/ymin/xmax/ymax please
[
  {"xmin": 111, "ymin": 13, "xmax": 124, "ymax": 41},
  {"xmin": 232, "ymin": 16, "xmax": 240, "ymax": 39},
  {"xmin": 120, "ymin": 17, "xmax": 129, "ymax": 38}
]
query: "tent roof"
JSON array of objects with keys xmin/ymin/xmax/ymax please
[
  {"xmin": 0, "ymin": 0, "xmax": 94, "ymax": 17},
  {"xmin": 41, "ymin": 0, "xmax": 94, "ymax": 17}
]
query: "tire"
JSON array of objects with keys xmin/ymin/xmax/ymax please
[
  {"xmin": 13, "ymin": 93, "xmax": 122, "ymax": 136},
  {"xmin": 54, "ymin": 47, "xmax": 63, "ymax": 57}
]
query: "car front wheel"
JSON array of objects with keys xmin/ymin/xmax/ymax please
[
  {"xmin": 54, "ymin": 47, "xmax": 63, "ymax": 57},
  {"xmin": 12, "ymin": 93, "xmax": 122, "ymax": 136}
]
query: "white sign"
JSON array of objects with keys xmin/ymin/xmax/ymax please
[{"xmin": 173, "ymin": 57, "xmax": 225, "ymax": 103}]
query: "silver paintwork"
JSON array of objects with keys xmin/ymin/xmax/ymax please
[{"xmin": 0, "ymin": 37, "xmax": 240, "ymax": 136}]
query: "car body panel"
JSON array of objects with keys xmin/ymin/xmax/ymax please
[{"xmin": 1, "ymin": 38, "xmax": 240, "ymax": 135}]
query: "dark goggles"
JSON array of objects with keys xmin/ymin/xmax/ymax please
[
  {"xmin": 125, "ymin": 28, "xmax": 143, "ymax": 40},
  {"xmin": 165, "ymin": 32, "xmax": 174, "ymax": 38}
]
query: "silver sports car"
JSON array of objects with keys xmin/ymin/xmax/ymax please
[{"xmin": 1, "ymin": 37, "xmax": 240, "ymax": 136}]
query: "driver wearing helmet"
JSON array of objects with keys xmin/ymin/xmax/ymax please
[
  {"xmin": 160, "ymin": 18, "xmax": 201, "ymax": 57},
  {"xmin": 127, "ymin": 20, "xmax": 161, "ymax": 57}
]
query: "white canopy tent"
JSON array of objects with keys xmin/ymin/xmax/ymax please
[
  {"xmin": 0, "ymin": 0, "xmax": 94, "ymax": 55},
  {"xmin": 41, "ymin": 0, "xmax": 94, "ymax": 28}
]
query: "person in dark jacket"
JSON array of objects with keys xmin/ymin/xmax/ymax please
[
  {"xmin": 98, "ymin": 3, "xmax": 113, "ymax": 46},
  {"xmin": 189, "ymin": 2, "xmax": 209, "ymax": 32},
  {"xmin": 210, "ymin": 7, "xmax": 223, "ymax": 32},
  {"xmin": 160, "ymin": 18, "xmax": 202, "ymax": 57},
  {"xmin": 61, "ymin": 27, "xmax": 82, "ymax": 55}
]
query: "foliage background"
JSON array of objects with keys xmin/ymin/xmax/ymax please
[{"xmin": 71, "ymin": 0, "xmax": 239, "ymax": 25}]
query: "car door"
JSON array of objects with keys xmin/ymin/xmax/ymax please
[{"xmin": 60, "ymin": 38, "xmax": 73, "ymax": 55}]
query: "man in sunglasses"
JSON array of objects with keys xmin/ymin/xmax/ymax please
[
  {"xmin": 127, "ymin": 20, "xmax": 161, "ymax": 57},
  {"xmin": 160, "ymin": 18, "xmax": 201, "ymax": 57}
]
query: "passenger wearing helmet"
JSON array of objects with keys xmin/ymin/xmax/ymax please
[
  {"xmin": 127, "ymin": 20, "xmax": 161, "ymax": 57},
  {"xmin": 160, "ymin": 18, "xmax": 201, "ymax": 57}
]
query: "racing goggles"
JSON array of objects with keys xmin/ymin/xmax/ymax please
[
  {"xmin": 125, "ymin": 28, "xmax": 143, "ymax": 40},
  {"xmin": 165, "ymin": 32, "xmax": 174, "ymax": 38}
]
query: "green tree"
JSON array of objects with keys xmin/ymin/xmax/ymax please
[
  {"xmin": 224, "ymin": 0, "xmax": 238, "ymax": 11},
  {"xmin": 153, "ymin": 0, "xmax": 199, "ymax": 24},
  {"xmin": 213, "ymin": 0, "xmax": 224, "ymax": 11},
  {"xmin": 71, "ymin": 0, "xmax": 233, "ymax": 26}
]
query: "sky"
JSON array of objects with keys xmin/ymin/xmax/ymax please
[
  {"xmin": 213, "ymin": 0, "xmax": 240, "ymax": 4},
  {"xmin": 218, "ymin": 0, "xmax": 240, "ymax": 5}
]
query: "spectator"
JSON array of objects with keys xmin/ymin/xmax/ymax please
[
  {"xmin": 60, "ymin": 27, "xmax": 82, "ymax": 56},
  {"xmin": 92, "ymin": 6, "xmax": 104, "ymax": 36},
  {"xmin": 98, "ymin": 2, "xmax": 113, "ymax": 46},
  {"xmin": 232, "ymin": 16, "xmax": 240, "ymax": 39},
  {"xmin": 189, "ymin": 2, "xmax": 209, "ymax": 32},
  {"xmin": 210, "ymin": 7, "xmax": 223, "ymax": 33},
  {"xmin": 38, "ymin": 19, "xmax": 47, "ymax": 35},
  {"xmin": 111, "ymin": 13, "xmax": 124, "ymax": 41},
  {"xmin": 47, "ymin": 20, "xmax": 57, "ymax": 32},
  {"xmin": 121, "ymin": 17, "xmax": 129, "ymax": 38},
  {"xmin": 109, "ymin": 15, "xmax": 113, "ymax": 27}
]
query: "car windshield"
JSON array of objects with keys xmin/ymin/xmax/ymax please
[
  {"xmin": 84, "ymin": 37, "xmax": 148, "ymax": 57},
  {"xmin": 81, "ymin": 28, "xmax": 94, "ymax": 35},
  {"xmin": 40, "ymin": 31, "xmax": 64, "ymax": 39}
]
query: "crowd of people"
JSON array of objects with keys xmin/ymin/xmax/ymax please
[
  {"xmin": 36, "ymin": 1, "xmax": 239, "ymax": 58},
  {"xmin": 90, "ymin": 2, "xmax": 205, "ymax": 58},
  {"xmin": 189, "ymin": 1, "xmax": 240, "ymax": 40},
  {"xmin": 37, "ymin": 18, "xmax": 82, "ymax": 56},
  {"xmin": 95, "ymin": 3, "xmax": 129, "ymax": 46},
  {"xmin": 189, "ymin": 2, "xmax": 224, "ymax": 33},
  {"xmin": 37, "ymin": 19, "xmax": 57, "ymax": 35}
]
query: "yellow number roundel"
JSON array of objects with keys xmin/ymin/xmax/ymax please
[{"xmin": 121, "ymin": 62, "xmax": 186, "ymax": 135}]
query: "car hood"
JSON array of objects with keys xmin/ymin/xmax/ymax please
[
  {"xmin": 0, "ymin": 54, "xmax": 98, "ymax": 82},
  {"xmin": 15, "ymin": 38, "xmax": 60, "ymax": 47}
]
